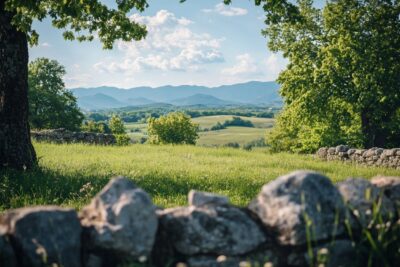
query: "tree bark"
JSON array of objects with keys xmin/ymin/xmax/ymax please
[
  {"xmin": 360, "ymin": 109, "xmax": 375, "ymax": 148},
  {"xmin": 0, "ymin": 2, "xmax": 37, "ymax": 169}
]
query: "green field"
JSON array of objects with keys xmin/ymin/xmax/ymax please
[
  {"xmin": 1, "ymin": 143, "xmax": 399, "ymax": 211},
  {"xmin": 125, "ymin": 115, "xmax": 274, "ymax": 145}
]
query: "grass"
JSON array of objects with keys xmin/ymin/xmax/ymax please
[
  {"xmin": 198, "ymin": 127, "xmax": 268, "ymax": 146},
  {"xmin": 192, "ymin": 115, "xmax": 275, "ymax": 129},
  {"xmin": 1, "ymin": 142, "xmax": 399, "ymax": 212}
]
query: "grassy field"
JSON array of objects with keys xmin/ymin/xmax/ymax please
[
  {"xmin": 198, "ymin": 127, "xmax": 268, "ymax": 146},
  {"xmin": 1, "ymin": 142, "xmax": 399, "ymax": 212},
  {"xmin": 125, "ymin": 115, "xmax": 274, "ymax": 145}
]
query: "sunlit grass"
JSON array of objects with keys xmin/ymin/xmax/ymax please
[{"xmin": 1, "ymin": 142, "xmax": 399, "ymax": 211}]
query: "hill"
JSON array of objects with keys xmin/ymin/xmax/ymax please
[
  {"xmin": 170, "ymin": 94, "xmax": 234, "ymax": 106},
  {"xmin": 77, "ymin": 93, "xmax": 126, "ymax": 110},
  {"xmin": 70, "ymin": 81, "xmax": 281, "ymax": 110}
]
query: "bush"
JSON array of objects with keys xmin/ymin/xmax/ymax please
[
  {"xmin": 81, "ymin": 120, "xmax": 110, "ymax": 133},
  {"xmin": 243, "ymin": 138, "xmax": 268, "ymax": 151},
  {"xmin": 210, "ymin": 122, "xmax": 226, "ymax": 131},
  {"xmin": 115, "ymin": 134, "xmax": 131, "ymax": 146},
  {"xmin": 223, "ymin": 142, "xmax": 240, "ymax": 148},
  {"xmin": 148, "ymin": 112, "xmax": 199, "ymax": 145},
  {"xmin": 109, "ymin": 115, "xmax": 126, "ymax": 135},
  {"xmin": 224, "ymin": 117, "xmax": 254, "ymax": 127}
]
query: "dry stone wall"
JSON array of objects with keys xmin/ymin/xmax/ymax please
[
  {"xmin": 1, "ymin": 171, "xmax": 399, "ymax": 267},
  {"xmin": 31, "ymin": 128, "xmax": 116, "ymax": 145},
  {"xmin": 317, "ymin": 145, "xmax": 400, "ymax": 169}
]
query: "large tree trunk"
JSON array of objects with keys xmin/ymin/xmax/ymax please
[
  {"xmin": 0, "ymin": 3, "xmax": 37, "ymax": 169},
  {"xmin": 360, "ymin": 109, "xmax": 375, "ymax": 148}
]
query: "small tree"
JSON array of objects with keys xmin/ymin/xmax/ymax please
[
  {"xmin": 109, "ymin": 115, "xmax": 130, "ymax": 145},
  {"xmin": 148, "ymin": 112, "xmax": 199, "ymax": 145},
  {"xmin": 28, "ymin": 58, "xmax": 84, "ymax": 131}
]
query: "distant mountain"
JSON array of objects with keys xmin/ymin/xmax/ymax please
[
  {"xmin": 77, "ymin": 93, "xmax": 126, "ymax": 110},
  {"xmin": 170, "ymin": 94, "xmax": 234, "ymax": 106},
  {"xmin": 70, "ymin": 81, "xmax": 281, "ymax": 111}
]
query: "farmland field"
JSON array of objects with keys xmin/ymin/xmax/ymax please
[
  {"xmin": 1, "ymin": 142, "xmax": 399, "ymax": 211},
  {"xmin": 125, "ymin": 115, "xmax": 274, "ymax": 145}
]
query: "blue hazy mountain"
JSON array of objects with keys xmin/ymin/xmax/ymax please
[{"xmin": 71, "ymin": 81, "xmax": 281, "ymax": 110}]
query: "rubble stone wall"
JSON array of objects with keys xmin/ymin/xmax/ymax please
[
  {"xmin": 1, "ymin": 171, "xmax": 399, "ymax": 267},
  {"xmin": 316, "ymin": 145, "xmax": 400, "ymax": 169},
  {"xmin": 31, "ymin": 128, "xmax": 116, "ymax": 145}
]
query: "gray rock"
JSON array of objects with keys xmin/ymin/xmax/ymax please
[
  {"xmin": 187, "ymin": 255, "xmax": 241, "ymax": 267},
  {"xmin": 0, "ymin": 206, "xmax": 81, "ymax": 267},
  {"xmin": 0, "ymin": 230, "xmax": 16, "ymax": 267},
  {"xmin": 249, "ymin": 171, "xmax": 347, "ymax": 245},
  {"xmin": 316, "ymin": 147, "xmax": 328, "ymax": 159},
  {"xmin": 306, "ymin": 240, "xmax": 358, "ymax": 267},
  {"xmin": 188, "ymin": 190, "xmax": 229, "ymax": 207},
  {"xmin": 337, "ymin": 178, "xmax": 395, "ymax": 227},
  {"xmin": 80, "ymin": 176, "xmax": 158, "ymax": 263},
  {"xmin": 371, "ymin": 176, "xmax": 400, "ymax": 211},
  {"xmin": 159, "ymin": 204, "xmax": 266, "ymax": 255},
  {"xmin": 336, "ymin": 145, "xmax": 349, "ymax": 153}
]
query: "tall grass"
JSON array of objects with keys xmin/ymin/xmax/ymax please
[{"xmin": 1, "ymin": 142, "xmax": 399, "ymax": 211}]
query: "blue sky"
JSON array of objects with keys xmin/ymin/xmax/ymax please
[{"xmin": 29, "ymin": 0, "xmax": 288, "ymax": 88}]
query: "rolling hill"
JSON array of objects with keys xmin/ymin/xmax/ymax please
[{"xmin": 70, "ymin": 81, "xmax": 281, "ymax": 110}]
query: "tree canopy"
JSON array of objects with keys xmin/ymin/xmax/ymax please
[
  {"xmin": 28, "ymin": 58, "xmax": 84, "ymax": 131},
  {"xmin": 267, "ymin": 0, "xmax": 400, "ymax": 152}
]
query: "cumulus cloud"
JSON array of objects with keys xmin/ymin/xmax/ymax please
[
  {"xmin": 221, "ymin": 53, "xmax": 259, "ymax": 76},
  {"xmin": 203, "ymin": 3, "xmax": 248, "ymax": 17},
  {"xmin": 40, "ymin": 42, "xmax": 51, "ymax": 47},
  {"xmin": 94, "ymin": 10, "xmax": 224, "ymax": 74}
]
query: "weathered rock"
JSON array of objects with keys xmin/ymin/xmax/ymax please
[
  {"xmin": 188, "ymin": 190, "xmax": 229, "ymax": 207},
  {"xmin": 158, "ymin": 205, "xmax": 266, "ymax": 255},
  {"xmin": 0, "ymin": 206, "xmax": 81, "ymax": 267},
  {"xmin": 336, "ymin": 145, "xmax": 349, "ymax": 153},
  {"xmin": 0, "ymin": 230, "xmax": 16, "ymax": 267},
  {"xmin": 371, "ymin": 176, "xmax": 400, "ymax": 214},
  {"xmin": 316, "ymin": 147, "xmax": 328, "ymax": 159},
  {"xmin": 249, "ymin": 171, "xmax": 348, "ymax": 246},
  {"xmin": 187, "ymin": 255, "xmax": 241, "ymax": 267},
  {"xmin": 337, "ymin": 178, "xmax": 395, "ymax": 227},
  {"xmin": 80, "ymin": 176, "xmax": 158, "ymax": 264},
  {"xmin": 31, "ymin": 128, "xmax": 116, "ymax": 145}
]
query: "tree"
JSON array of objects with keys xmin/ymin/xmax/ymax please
[
  {"xmin": 148, "ymin": 112, "xmax": 199, "ymax": 145},
  {"xmin": 81, "ymin": 120, "xmax": 111, "ymax": 134},
  {"xmin": 109, "ymin": 115, "xmax": 126, "ymax": 135},
  {"xmin": 0, "ymin": 0, "xmax": 149, "ymax": 169},
  {"xmin": 28, "ymin": 58, "xmax": 83, "ymax": 131},
  {"xmin": 266, "ymin": 0, "xmax": 400, "ymax": 152}
]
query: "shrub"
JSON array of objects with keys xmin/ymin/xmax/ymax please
[
  {"xmin": 115, "ymin": 134, "xmax": 131, "ymax": 146},
  {"xmin": 109, "ymin": 115, "xmax": 126, "ymax": 135},
  {"xmin": 210, "ymin": 122, "xmax": 226, "ymax": 131},
  {"xmin": 223, "ymin": 142, "xmax": 240, "ymax": 148},
  {"xmin": 148, "ymin": 112, "xmax": 199, "ymax": 145}
]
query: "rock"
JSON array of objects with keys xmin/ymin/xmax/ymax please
[
  {"xmin": 336, "ymin": 145, "xmax": 349, "ymax": 153},
  {"xmin": 188, "ymin": 190, "xmax": 229, "ymax": 207},
  {"xmin": 316, "ymin": 147, "xmax": 328, "ymax": 159},
  {"xmin": 249, "ymin": 171, "xmax": 347, "ymax": 246},
  {"xmin": 371, "ymin": 176, "xmax": 400, "ymax": 211},
  {"xmin": 80, "ymin": 176, "xmax": 158, "ymax": 264},
  {"xmin": 0, "ymin": 206, "xmax": 81, "ymax": 267},
  {"xmin": 187, "ymin": 255, "xmax": 241, "ymax": 267},
  {"xmin": 0, "ymin": 230, "xmax": 16, "ymax": 267},
  {"xmin": 158, "ymin": 204, "xmax": 266, "ymax": 255},
  {"xmin": 306, "ymin": 240, "xmax": 358, "ymax": 267},
  {"xmin": 337, "ymin": 178, "xmax": 395, "ymax": 227}
]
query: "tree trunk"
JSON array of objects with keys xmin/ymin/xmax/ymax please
[
  {"xmin": 360, "ymin": 109, "xmax": 376, "ymax": 148},
  {"xmin": 0, "ymin": 3, "xmax": 37, "ymax": 169}
]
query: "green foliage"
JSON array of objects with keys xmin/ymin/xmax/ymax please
[
  {"xmin": 210, "ymin": 122, "xmax": 226, "ymax": 131},
  {"xmin": 109, "ymin": 115, "xmax": 126, "ymax": 135},
  {"xmin": 266, "ymin": 0, "xmax": 400, "ymax": 152},
  {"xmin": 148, "ymin": 112, "xmax": 199, "ymax": 145},
  {"xmin": 210, "ymin": 117, "xmax": 254, "ymax": 131},
  {"xmin": 81, "ymin": 120, "xmax": 110, "ymax": 134},
  {"xmin": 28, "ymin": 58, "xmax": 83, "ymax": 131},
  {"xmin": 115, "ymin": 134, "xmax": 131, "ymax": 146},
  {"xmin": 5, "ymin": 0, "xmax": 149, "ymax": 48}
]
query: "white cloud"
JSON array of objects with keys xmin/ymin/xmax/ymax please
[
  {"xmin": 264, "ymin": 53, "xmax": 287, "ymax": 81},
  {"xmin": 94, "ymin": 10, "xmax": 224, "ymax": 74},
  {"xmin": 203, "ymin": 3, "xmax": 248, "ymax": 17},
  {"xmin": 40, "ymin": 42, "xmax": 51, "ymax": 47},
  {"xmin": 222, "ymin": 53, "xmax": 259, "ymax": 76}
]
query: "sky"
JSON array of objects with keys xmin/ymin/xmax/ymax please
[{"xmin": 29, "ymin": 0, "xmax": 288, "ymax": 89}]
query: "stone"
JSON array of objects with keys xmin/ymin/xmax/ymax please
[
  {"xmin": 316, "ymin": 147, "xmax": 328, "ymax": 159},
  {"xmin": 306, "ymin": 240, "xmax": 359, "ymax": 267},
  {"xmin": 0, "ymin": 230, "xmax": 16, "ymax": 267},
  {"xmin": 80, "ymin": 176, "xmax": 158, "ymax": 264},
  {"xmin": 188, "ymin": 190, "xmax": 229, "ymax": 207},
  {"xmin": 336, "ymin": 145, "xmax": 349, "ymax": 153},
  {"xmin": 187, "ymin": 255, "xmax": 241, "ymax": 267},
  {"xmin": 0, "ymin": 206, "xmax": 81, "ymax": 267},
  {"xmin": 371, "ymin": 176, "xmax": 400, "ymax": 211},
  {"xmin": 249, "ymin": 171, "xmax": 348, "ymax": 246},
  {"xmin": 158, "ymin": 204, "xmax": 266, "ymax": 255},
  {"xmin": 337, "ymin": 178, "xmax": 395, "ymax": 227}
]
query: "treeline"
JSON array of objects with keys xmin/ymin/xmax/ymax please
[{"xmin": 208, "ymin": 117, "xmax": 255, "ymax": 131}]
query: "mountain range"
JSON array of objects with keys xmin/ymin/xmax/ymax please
[{"xmin": 70, "ymin": 81, "xmax": 281, "ymax": 111}]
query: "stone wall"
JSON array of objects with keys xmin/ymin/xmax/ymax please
[
  {"xmin": 1, "ymin": 171, "xmax": 399, "ymax": 267},
  {"xmin": 31, "ymin": 128, "xmax": 116, "ymax": 145},
  {"xmin": 316, "ymin": 145, "xmax": 400, "ymax": 169}
]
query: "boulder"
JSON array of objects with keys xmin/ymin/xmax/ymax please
[
  {"xmin": 316, "ymin": 147, "xmax": 328, "ymax": 159},
  {"xmin": 249, "ymin": 171, "xmax": 348, "ymax": 245},
  {"xmin": 158, "ymin": 204, "xmax": 266, "ymax": 255},
  {"xmin": 0, "ymin": 206, "xmax": 81, "ymax": 267},
  {"xmin": 337, "ymin": 178, "xmax": 395, "ymax": 227},
  {"xmin": 371, "ymin": 176, "xmax": 400, "ymax": 212},
  {"xmin": 80, "ymin": 176, "xmax": 158, "ymax": 264},
  {"xmin": 0, "ymin": 230, "xmax": 16, "ymax": 267},
  {"xmin": 188, "ymin": 190, "xmax": 229, "ymax": 207},
  {"xmin": 336, "ymin": 145, "xmax": 349, "ymax": 153},
  {"xmin": 307, "ymin": 240, "xmax": 358, "ymax": 267}
]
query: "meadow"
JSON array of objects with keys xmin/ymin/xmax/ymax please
[
  {"xmin": 125, "ymin": 115, "xmax": 274, "ymax": 146},
  {"xmin": 1, "ymin": 142, "xmax": 399, "ymax": 211}
]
